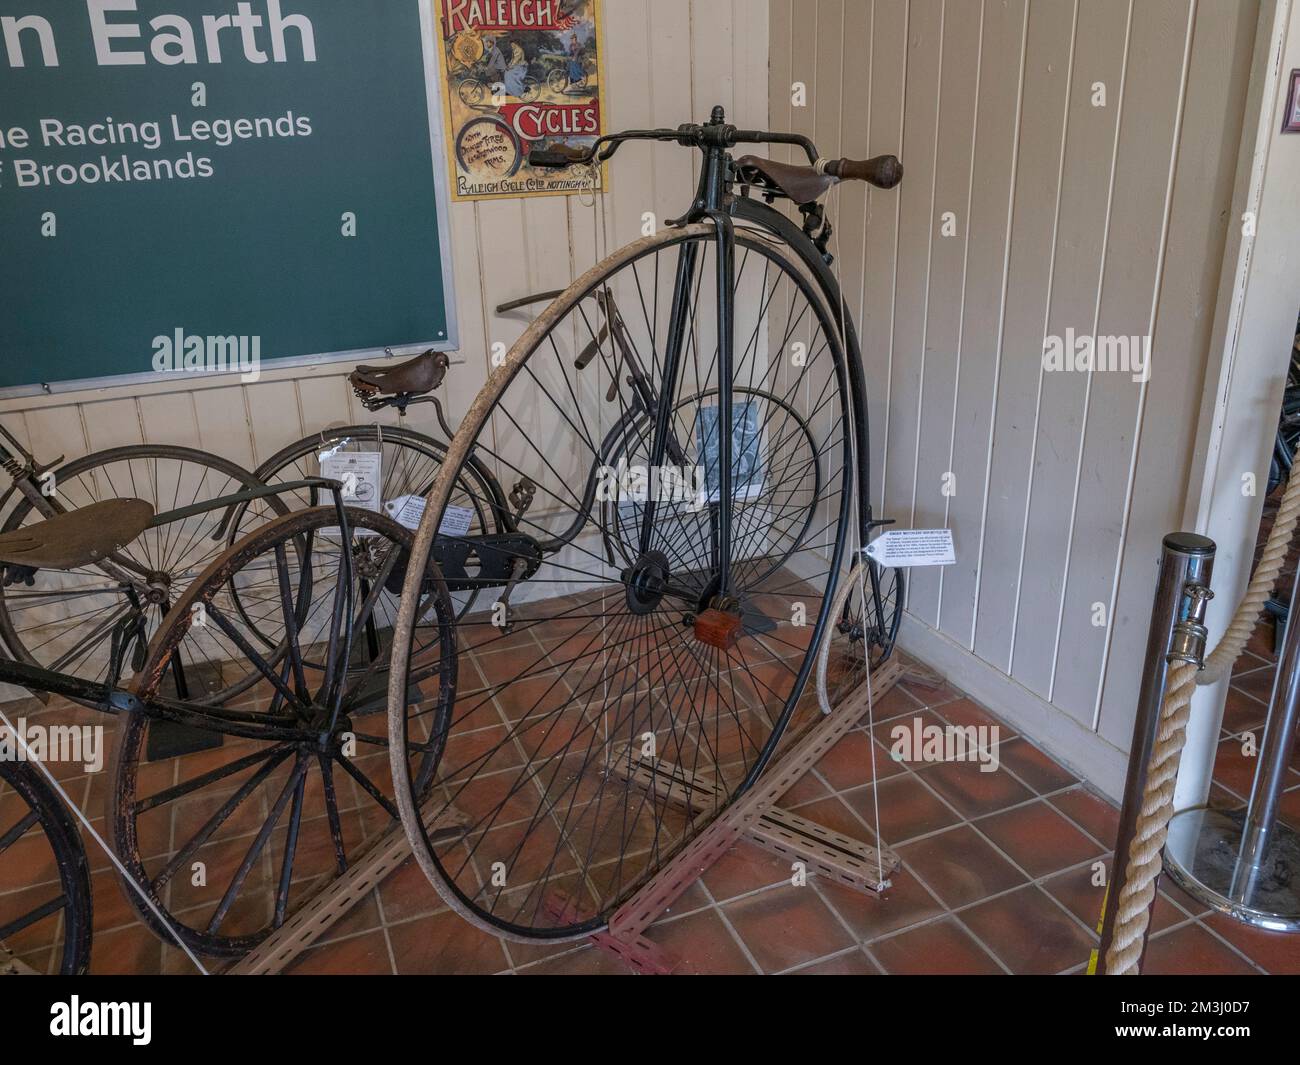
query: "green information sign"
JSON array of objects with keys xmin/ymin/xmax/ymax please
[{"xmin": 0, "ymin": 0, "xmax": 456, "ymax": 394}]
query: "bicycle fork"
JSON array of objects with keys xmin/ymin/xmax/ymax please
[
  {"xmin": 707, "ymin": 208, "xmax": 737, "ymax": 601},
  {"xmin": 638, "ymin": 239, "xmax": 699, "ymax": 558},
  {"xmin": 637, "ymin": 222, "xmax": 738, "ymax": 599}
]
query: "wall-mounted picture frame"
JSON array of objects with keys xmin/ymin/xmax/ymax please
[
  {"xmin": 435, "ymin": 0, "xmax": 609, "ymax": 200},
  {"xmin": 1283, "ymin": 68, "xmax": 1300, "ymax": 132}
]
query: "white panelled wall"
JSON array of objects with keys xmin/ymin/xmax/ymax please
[
  {"xmin": 0, "ymin": 0, "xmax": 768, "ymax": 517},
  {"xmin": 2, "ymin": 0, "xmax": 1269, "ymax": 801},
  {"xmin": 771, "ymin": 0, "xmax": 1259, "ymax": 797}
]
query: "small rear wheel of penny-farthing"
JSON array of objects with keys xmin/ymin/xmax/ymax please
[
  {"xmin": 110, "ymin": 507, "xmax": 456, "ymax": 959},
  {"xmin": 388, "ymin": 223, "xmax": 856, "ymax": 940},
  {"xmin": 816, "ymin": 560, "xmax": 903, "ymax": 714}
]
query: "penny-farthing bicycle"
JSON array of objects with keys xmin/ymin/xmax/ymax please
[{"xmin": 388, "ymin": 107, "xmax": 904, "ymax": 941}]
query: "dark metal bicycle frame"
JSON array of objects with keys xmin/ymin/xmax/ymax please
[
  {"xmin": 0, "ymin": 480, "xmax": 357, "ymax": 742},
  {"xmin": 730, "ymin": 193, "xmax": 893, "ymax": 643},
  {"xmin": 509, "ymin": 108, "xmax": 889, "ymax": 654},
  {"xmin": 640, "ymin": 112, "xmax": 877, "ymax": 608},
  {"xmin": 634, "ymin": 108, "xmax": 874, "ymax": 779}
]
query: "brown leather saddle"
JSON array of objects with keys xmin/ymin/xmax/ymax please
[
  {"xmin": 734, "ymin": 154, "xmax": 837, "ymax": 206},
  {"xmin": 350, "ymin": 351, "xmax": 447, "ymax": 399},
  {"xmin": 0, "ymin": 499, "xmax": 154, "ymax": 574}
]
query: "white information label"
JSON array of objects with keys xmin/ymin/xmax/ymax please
[
  {"xmin": 320, "ymin": 451, "xmax": 382, "ymax": 514},
  {"xmin": 864, "ymin": 529, "xmax": 955, "ymax": 568},
  {"xmin": 384, "ymin": 495, "xmax": 474, "ymax": 537},
  {"xmin": 439, "ymin": 504, "xmax": 474, "ymax": 537},
  {"xmin": 385, "ymin": 494, "xmax": 425, "ymax": 530},
  {"xmin": 318, "ymin": 450, "xmax": 383, "ymax": 537}
]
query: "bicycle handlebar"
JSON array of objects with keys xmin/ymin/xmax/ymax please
[
  {"xmin": 529, "ymin": 125, "xmax": 902, "ymax": 191},
  {"xmin": 529, "ymin": 123, "xmax": 822, "ymax": 170}
]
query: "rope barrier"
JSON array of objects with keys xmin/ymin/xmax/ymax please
[
  {"xmin": 1103, "ymin": 443, "xmax": 1300, "ymax": 974},
  {"xmin": 1200, "ymin": 460, "xmax": 1300, "ymax": 685}
]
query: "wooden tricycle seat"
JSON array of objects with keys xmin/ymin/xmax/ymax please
[{"xmin": 0, "ymin": 498, "xmax": 154, "ymax": 572}]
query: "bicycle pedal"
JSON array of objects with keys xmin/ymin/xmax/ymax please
[{"xmin": 694, "ymin": 608, "xmax": 742, "ymax": 650}]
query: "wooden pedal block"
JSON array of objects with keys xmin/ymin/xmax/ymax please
[{"xmin": 694, "ymin": 608, "xmax": 742, "ymax": 650}]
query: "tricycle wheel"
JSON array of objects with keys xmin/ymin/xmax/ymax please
[
  {"xmin": 0, "ymin": 758, "xmax": 92, "ymax": 974},
  {"xmin": 110, "ymin": 506, "xmax": 456, "ymax": 959}
]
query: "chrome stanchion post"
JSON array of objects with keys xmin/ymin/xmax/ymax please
[
  {"xmin": 1164, "ymin": 554, "xmax": 1300, "ymax": 932},
  {"xmin": 1235, "ymin": 568, "xmax": 1300, "ymax": 898},
  {"xmin": 1097, "ymin": 532, "xmax": 1215, "ymax": 974}
]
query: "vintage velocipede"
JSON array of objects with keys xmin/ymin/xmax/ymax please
[
  {"xmin": 0, "ymin": 479, "xmax": 458, "ymax": 972},
  {"xmin": 385, "ymin": 106, "xmax": 907, "ymax": 944}
]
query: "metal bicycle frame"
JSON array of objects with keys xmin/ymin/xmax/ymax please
[
  {"xmin": 729, "ymin": 195, "xmax": 897, "ymax": 647},
  {"xmin": 649, "ymin": 115, "xmax": 885, "ymax": 631},
  {"xmin": 446, "ymin": 109, "xmax": 895, "ymax": 641},
  {"xmin": 0, "ymin": 479, "xmax": 357, "ymax": 737}
]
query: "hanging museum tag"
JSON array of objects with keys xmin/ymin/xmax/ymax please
[
  {"xmin": 319, "ymin": 451, "xmax": 382, "ymax": 513},
  {"xmin": 319, "ymin": 450, "xmax": 382, "ymax": 537},
  {"xmin": 384, "ymin": 494, "xmax": 475, "ymax": 536},
  {"xmin": 865, "ymin": 529, "xmax": 955, "ymax": 568}
]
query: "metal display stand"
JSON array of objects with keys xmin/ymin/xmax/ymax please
[
  {"xmin": 227, "ymin": 659, "xmax": 905, "ymax": 975},
  {"xmin": 1164, "ymin": 551, "xmax": 1300, "ymax": 933},
  {"xmin": 226, "ymin": 807, "xmax": 468, "ymax": 975},
  {"xmin": 588, "ymin": 657, "xmax": 905, "ymax": 973},
  {"xmin": 0, "ymin": 943, "xmax": 38, "ymax": 976}
]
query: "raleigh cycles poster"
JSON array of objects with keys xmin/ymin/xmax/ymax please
[{"xmin": 436, "ymin": 0, "xmax": 607, "ymax": 200}]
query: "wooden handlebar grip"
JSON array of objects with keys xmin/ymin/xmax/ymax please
[{"xmin": 827, "ymin": 154, "xmax": 903, "ymax": 189}]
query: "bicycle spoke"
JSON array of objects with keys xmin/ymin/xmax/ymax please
[
  {"xmin": 145, "ymin": 746, "xmax": 296, "ymax": 891},
  {"xmin": 0, "ymin": 809, "xmax": 39, "ymax": 853},
  {"xmin": 318, "ymin": 754, "xmax": 348, "ymax": 875},
  {"xmin": 333, "ymin": 754, "xmax": 399, "ymax": 821},
  {"xmin": 205, "ymin": 754, "xmax": 308, "ymax": 935},
  {"xmin": 0, "ymin": 895, "xmax": 67, "ymax": 942},
  {"xmin": 274, "ymin": 766, "xmax": 309, "ymax": 926}
]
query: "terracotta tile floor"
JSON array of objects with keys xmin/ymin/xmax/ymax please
[
  {"xmin": 4, "ymin": 639, "xmax": 1297, "ymax": 975},
  {"xmin": 279, "ymin": 645, "xmax": 1298, "ymax": 975}
]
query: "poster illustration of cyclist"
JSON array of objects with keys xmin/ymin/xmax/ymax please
[{"xmin": 436, "ymin": 0, "xmax": 607, "ymax": 200}]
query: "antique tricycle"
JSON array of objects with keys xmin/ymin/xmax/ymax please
[{"xmin": 0, "ymin": 477, "xmax": 457, "ymax": 972}]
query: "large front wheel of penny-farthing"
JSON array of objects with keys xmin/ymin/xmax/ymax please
[
  {"xmin": 111, "ymin": 507, "xmax": 456, "ymax": 959},
  {"xmin": 389, "ymin": 223, "xmax": 856, "ymax": 940}
]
